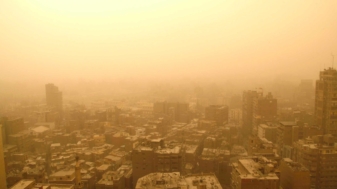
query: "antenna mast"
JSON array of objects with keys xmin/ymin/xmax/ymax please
[{"xmin": 332, "ymin": 53, "xmax": 335, "ymax": 68}]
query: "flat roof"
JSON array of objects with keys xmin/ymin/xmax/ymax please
[
  {"xmin": 136, "ymin": 172, "xmax": 222, "ymax": 189},
  {"xmin": 10, "ymin": 179, "xmax": 35, "ymax": 189},
  {"xmin": 32, "ymin": 125, "xmax": 50, "ymax": 133},
  {"xmin": 233, "ymin": 158, "xmax": 278, "ymax": 180},
  {"xmin": 279, "ymin": 121, "xmax": 296, "ymax": 126},
  {"xmin": 50, "ymin": 169, "xmax": 74, "ymax": 177},
  {"xmin": 156, "ymin": 146, "xmax": 181, "ymax": 154}
]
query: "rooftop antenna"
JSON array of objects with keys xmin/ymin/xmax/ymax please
[
  {"xmin": 332, "ymin": 53, "xmax": 335, "ymax": 69},
  {"xmin": 324, "ymin": 60, "xmax": 326, "ymax": 70},
  {"xmin": 320, "ymin": 60, "xmax": 322, "ymax": 71}
]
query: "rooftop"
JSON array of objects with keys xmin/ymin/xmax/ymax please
[
  {"xmin": 279, "ymin": 121, "xmax": 296, "ymax": 127},
  {"xmin": 10, "ymin": 179, "xmax": 35, "ymax": 189},
  {"xmin": 97, "ymin": 164, "xmax": 111, "ymax": 171},
  {"xmin": 282, "ymin": 158, "xmax": 309, "ymax": 172},
  {"xmin": 50, "ymin": 185, "xmax": 74, "ymax": 189},
  {"xmin": 50, "ymin": 169, "xmax": 75, "ymax": 177},
  {"xmin": 184, "ymin": 174, "xmax": 222, "ymax": 189},
  {"xmin": 202, "ymin": 148, "xmax": 230, "ymax": 157},
  {"xmin": 34, "ymin": 183, "xmax": 74, "ymax": 189},
  {"xmin": 135, "ymin": 172, "xmax": 222, "ymax": 189},
  {"xmin": 31, "ymin": 125, "xmax": 50, "ymax": 133},
  {"xmin": 185, "ymin": 145, "xmax": 198, "ymax": 154},
  {"xmin": 156, "ymin": 146, "xmax": 181, "ymax": 154},
  {"xmin": 232, "ymin": 157, "xmax": 278, "ymax": 180}
]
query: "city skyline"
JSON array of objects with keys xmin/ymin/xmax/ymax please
[{"xmin": 2, "ymin": 1, "xmax": 337, "ymax": 189}]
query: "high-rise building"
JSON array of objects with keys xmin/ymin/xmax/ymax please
[
  {"xmin": 293, "ymin": 134, "xmax": 337, "ymax": 189},
  {"xmin": 0, "ymin": 117, "xmax": 25, "ymax": 144},
  {"xmin": 276, "ymin": 121, "xmax": 323, "ymax": 158},
  {"xmin": 0, "ymin": 125, "xmax": 7, "ymax": 189},
  {"xmin": 315, "ymin": 68, "xmax": 337, "ymax": 134},
  {"xmin": 229, "ymin": 108, "xmax": 242, "ymax": 124},
  {"xmin": 45, "ymin": 83, "xmax": 63, "ymax": 113},
  {"xmin": 8, "ymin": 130, "xmax": 33, "ymax": 152},
  {"xmin": 242, "ymin": 90, "xmax": 259, "ymax": 136},
  {"xmin": 277, "ymin": 121, "xmax": 297, "ymax": 156},
  {"xmin": 205, "ymin": 105, "xmax": 229, "ymax": 126},
  {"xmin": 242, "ymin": 91, "xmax": 277, "ymax": 137},
  {"xmin": 279, "ymin": 158, "xmax": 310, "ymax": 189},
  {"xmin": 257, "ymin": 123, "xmax": 278, "ymax": 143},
  {"xmin": 257, "ymin": 92, "xmax": 277, "ymax": 120}
]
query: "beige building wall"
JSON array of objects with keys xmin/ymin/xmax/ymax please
[
  {"xmin": 279, "ymin": 159, "xmax": 310, "ymax": 189},
  {"xmin": 0, "ymin": 125, "xmax": 7, "ymax": 189}
]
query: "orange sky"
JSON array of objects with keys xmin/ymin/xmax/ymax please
[{"xmin": 1, "ymin": 0, "xmax": 337, "ymax": 82}]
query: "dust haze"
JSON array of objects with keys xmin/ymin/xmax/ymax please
[
  {"xmin": 1, "ymin": 1, "xmax": 336, "ymax": 103},
  {"xmin": 1, "ymin": 1, "xmax": 337, "ymax": 189}
]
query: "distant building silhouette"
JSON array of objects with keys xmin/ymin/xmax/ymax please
[
  {"xmin": 0, "ymin": 117, "xmax": 25, "ymax": 144},
  {"xmin": 295, "ymin": 79, "xmax": 314, "ymax": 108},
  {"xmin": 242, "ymin": 90, "xmax": 259, "ymax": 136},
  {"xmin": 45, "ymin": 83, "xmax": 63, "ymax": 113},
  {"xmin": 257, "ymin": 92, "xmax": 277, "ymax": 120},
  {"xmin": 205, "ymin": 105, "xmax": 228, "ymax": 126},
  {"xmin": 153, "ymin": 101, "xmax": 190, "ymax": 123}
]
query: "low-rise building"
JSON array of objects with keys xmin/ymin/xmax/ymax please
[
  {"xmin": 231, "ymin": 156, "xmax": 279, "ymax": 189},
  {"xmin": 135, "ymin": 172, "xmax": 222, "ymax": 189},
  {"xmin": 132, "ymin": 139, "xmax": 183, "ymax": 187},
  {"xmin": 10, "ymin": 179, "xmax": 35, "ymax": 189},
  {"xmin": 96, "ymin": 165, "xmax": 132, "ymax": 189}
]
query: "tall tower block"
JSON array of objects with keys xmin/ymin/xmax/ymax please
[
  {"xmin": 45, "ymin": 83, "xmax": 63, "ymax": 112},
  {"xmin": 0, "ymin": 125, "xmax": 7, "ymax": 188},
  {"xmin": 315, "ymin": 68, "xmax": 337, "ymax": 134}
]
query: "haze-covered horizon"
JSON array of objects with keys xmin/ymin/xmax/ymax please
[
  {"xmin": 2, "ymin": 2, "xmax": 337, "ymax": 188},
  {"xmin": 1, "ymin": 0, "xmax": 337, "ymax": 82}
]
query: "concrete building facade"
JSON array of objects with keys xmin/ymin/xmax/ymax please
[
  {"xmin": 279, "ymin": 158, "xmax": 310, "ymax": 189},
  {"xmin": 45, "ymin": 83, "xmax": 63, "ymax": 113},
  {"xmin": 293, "ymin": 135, "xmax": 337, "ymax": 189},
  {"xmin": 315, "ymin": 68, "xmax": 337, "ymax": 134},
  {"xmin": 231, "ymin": 156, "xmax": 279, "ymax": 189},
  {"xmin": 131, "ymin": 139, "xmax": 183, "ymax": 187},
  {"xmin": 205, "ymin": 105, "xmax": 229, "ymax": 126}
]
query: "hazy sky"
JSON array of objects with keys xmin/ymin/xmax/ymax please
[{"xmin": 1, "ymin": 0, "xmax": 337, "ymax": 82}]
